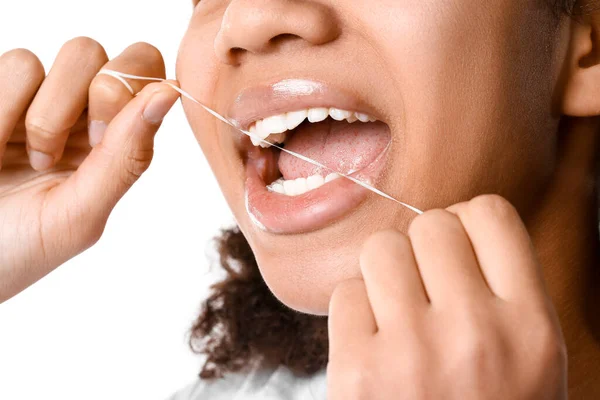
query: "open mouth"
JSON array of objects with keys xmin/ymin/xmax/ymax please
[
  {"xmin": 229, "ymin": 80, "xmax": 392, "ymax": 234},
  {"xmin": 248, "ymin": 107, "xmax": 388, "ymax": 194}
]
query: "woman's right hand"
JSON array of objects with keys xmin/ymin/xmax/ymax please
[
  {"xmin": 328, "ymin": 196, "xmax": 567, "ymax": 399},
  {"xmin": 0, "ymin": 37, "xmax": 180, "ymax": 303}
]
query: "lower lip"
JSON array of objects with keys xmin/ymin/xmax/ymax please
[{"xmin": 244, "ymin": 148, "xmax": 389, "ymax": 234}]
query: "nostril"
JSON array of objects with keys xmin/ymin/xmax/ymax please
[
  {"xmin": 214, "ymin": 1, "xmax": 340, "ymax": 65},
  {"xmin": 222, "ymin": 47, "xmax": 246, "ymax": 64},
  {"xmin": 269, "ymin": 33, "xmax": 302, "ymax": 47},
  {"xmin": 230, "ymin": 47, "xmax": 245, "ymax": 57}
]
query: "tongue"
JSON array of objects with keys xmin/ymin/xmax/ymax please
[{"xmin": 278, "ymin": 120, "xmax": 390, "ymax": 180}]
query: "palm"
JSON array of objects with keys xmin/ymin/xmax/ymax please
[
  {"xmin": 0, "ymin": 113, "xmax": 89, "ymax": 195},
  {"xmin": 0, "ymin": 114, "xmax": 90, "ymax": 267}
]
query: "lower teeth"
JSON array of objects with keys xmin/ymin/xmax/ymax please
[{"xmin": 267, "ymin": 173, "xmax": 341, "ymax": 196}]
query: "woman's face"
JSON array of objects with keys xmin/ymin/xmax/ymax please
[{"xmin": 176, "ymin": 0, "xmax": 568, "ymax": 314}]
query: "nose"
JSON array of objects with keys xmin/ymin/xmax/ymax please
[{"xmin": 214, "ymin": 0, "xmax": 340, "ymax": 65}]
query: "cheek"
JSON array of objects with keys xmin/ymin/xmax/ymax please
[
  {"xmin": 177, "ymin": 27, "xmax": 220, "ymax": 153},
  {"xmin": 363, "ymin": 0, "xmax": 560, "ymax": 210},
  {"xmin": 177, "ymin": 26, "xmax": 251, "ymax": 223},
  {"xmin": 176, "ymin": 22, "xmax": 220, "ymax": 109}
]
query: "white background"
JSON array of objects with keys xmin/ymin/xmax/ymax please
[{"xmin": 0, "ymin": 1, "xmax": 235, "ymax": 399}]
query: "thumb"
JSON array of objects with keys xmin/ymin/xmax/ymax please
[{"xmin": 52, "ymin": 81, "xmax": 180, "ymax": 234}]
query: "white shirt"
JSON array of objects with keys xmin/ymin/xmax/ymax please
[{"xmin": 168, "ymin": 359, "xmax": 327, "ymax": 400}]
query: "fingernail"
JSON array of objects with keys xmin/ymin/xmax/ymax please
[
  {"xmin": 89, "ymin": 120, "xmax": 107, "ymax": 147},
  {"xmin": 142, "ymin": 90, "xmax": 176, "ymax": 124},
  {"xmin": 29, "ymin": 150, "xmax": 54, "ymax": 171}
]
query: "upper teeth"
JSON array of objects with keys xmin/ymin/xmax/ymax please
[{"xmin": 248, "ymin": 108, "xmax": 377, "ymax": 148}]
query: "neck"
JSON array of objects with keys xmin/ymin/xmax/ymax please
[{"xmin": 526, "ymin": 118, "xmax": 600, "ymax": 397}]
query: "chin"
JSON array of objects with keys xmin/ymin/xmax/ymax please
[
  {"xmin": 250, "ymin": 238, "xmax": 363, "ymax": 316},
  {"xmin": 235, "ymin": 194, "xmax": 416, "ymax": 315}
]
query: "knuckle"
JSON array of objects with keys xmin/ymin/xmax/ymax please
[
  {"xmin": 363, "ymin": 229, "xmax": 408, "ymax": 253},
  {"xmin": 1, "ymin": 48, "xmax": 38, "ymax": 65},
  {"xmin": 0, "ymin": 48, "xmax": 45, "ymax": 80},
  {"xmin": 90, "ymin": 74, "xmax": 131, "ymax": 105},
  {"xmin": 329, "ymin": 278, "xmax": 365, "ymax": 315},
  {"xmin": 408, "ymin": 208, "xmax": 456, "ymax": 238},
  {"xmin": 25, "ymin": 115, "xmax": 64, "ymax": 145},
  {"xmin": 360, "ymin": 229, "xmax": 410, "ymax": 267},
  {"xmin": 458, "ymin": 333, "xmax": 490, "ymax": 365},
  {"xmin": 452, "ymin": 338, "xmax": 492, "ymax": 383},
  {"xmin": 450, "ymin": 316, "xmax": 497, "ymax": 371},
  {"xmin": 144, "ymin": 82, "xmax": 167, "ymax": 95},
  {"xmin": 120, "ymin": 148, "xmax": 154, "ymax": 187},
  {"xmin": 468, "ymin": 194, "xmax": 517, "ymax": 220},
  {"xmin": 61, "ymin": 37, "xmax": 108, "ymax": 68},
  {"xmin": 453, "ymin": 337, "xmax": 496, "ymax": 392},
  {"xmin": 331, "ymin": 278, "xmax": 364, "ymax": 302},
  {"xmin": 127, "ymin": 42, "xmax": 165, "ymax": 65},
  {"xmin": 395, "ymin": 343, "xmax": 426, "ymax": 378},
  {"xmin": 446, "ymin": 200, "xmax": 469, "ymax": 215},
  {"xmin": 64, "ymin": 36, "xmax": 105, "ymax": 57},
  {"xmin": 531, "ymin": 321, "xmax": 567, "ymax": 366}
]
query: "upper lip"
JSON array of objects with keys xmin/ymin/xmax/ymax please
[{"xmin": 227, "ymin": 78, "xmax": 383, "ymax": 131}]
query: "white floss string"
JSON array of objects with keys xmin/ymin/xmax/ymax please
[{"xmin": 97, "ymin": 69, "xmax": 423, "ymax": 215}]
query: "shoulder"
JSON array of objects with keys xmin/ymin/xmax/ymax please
[{"xmin": 167, "ymin": 362, "xmax": 327, "ymax": 400}]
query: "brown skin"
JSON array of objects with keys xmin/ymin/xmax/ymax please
[
  {"xmin": 328, "ymin": 201, "xmax": 569, "ymax": 399},
  {"xmin": 0, "ymin": 41, "xmax": 180, "ymax": 302},
  {"xmin": 0, "ymin": 0, "xmax": 599, "ymax": 398},
  {"xmin": 178, "ymin": 0, "xmax": 600, "ymax": 396},
  {"xmin": 178, "ymin": 0, "xmax": 596, "ymax": 312}
]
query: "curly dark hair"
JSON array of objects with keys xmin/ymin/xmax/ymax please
[
  {"xmin": 189, "ymin": 227, "xmax": 328, "ymax": 379},
  {"xmin": 188, "ymin": 0, "xmax": 595, "ymax": 382}
]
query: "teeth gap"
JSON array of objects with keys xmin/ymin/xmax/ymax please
[{"xmin": 266, "ymin": 173, "xmax": 342, "ymax": 196}]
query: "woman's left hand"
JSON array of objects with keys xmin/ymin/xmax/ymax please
[{"xmin": 327, "ymin": 194, "xmax": 568, "ymax": 400}]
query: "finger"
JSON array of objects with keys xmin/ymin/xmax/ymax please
[
  {"xmin": 3, "ymin": 141, "xmax": 88, "ymax": 169},
  {"xmin": 10, "ymin": 112, "xmax": 88, "ymax": 144},
  {"xmin": 359, "ymin": 229, "xmax": 428, "ymax": 328},
  {"xmin": 447, "ymin": 195, "xmax": 546, "ymax": 302},
  {"xmin": 88, "ymin": 42, "xmax": 166, "ymax": 148},
  {"xmin": 25, "ymin": 37, "xmax": 108, "ymax": 171},
  {"xmin": 0, "ymin": 49, "xmax": 45, "ymax": 170},
  {"xmin": 46, "ymin": 82, "xmax": 180, "ymax": 244},
  {"xmin": 328, "ymin": 278, "xmax": 377, "ymax": 358},
  {"xmin": 408, "ymin": 209, "xmax": 492, "ymax": 306}
]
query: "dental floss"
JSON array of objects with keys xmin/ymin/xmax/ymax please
[
  {"xmin": 97, "ymin": 69, "xmax": 424, "ymax": 215},
  {"xmin": 98, "ymin": 70, "xmax": 138, "ymax": 95}
]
